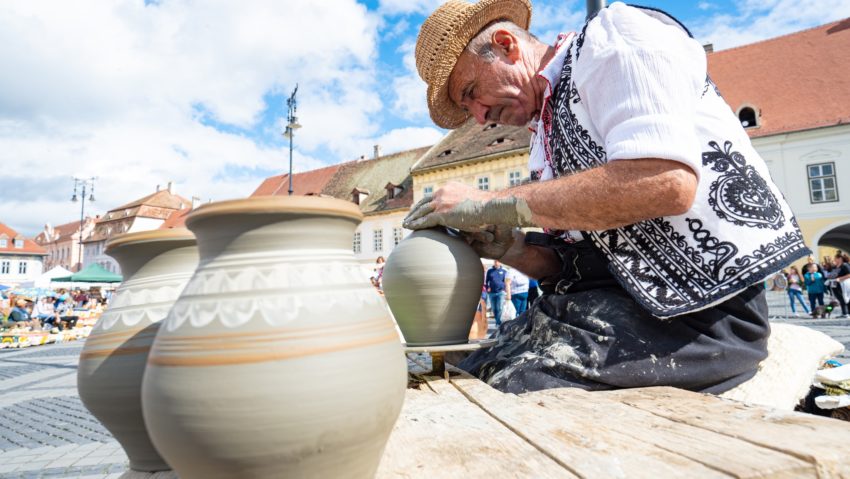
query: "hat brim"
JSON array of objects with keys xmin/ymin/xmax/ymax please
[{"xmin": 424, "ymin": 0, "xmax": 532, "ymax": 129}]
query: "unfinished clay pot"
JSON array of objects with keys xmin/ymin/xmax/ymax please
[
  {"xmin": 142, "ymin": 196, "xmax": 407, "ymax": 479},
  {"xmin": 77, "ymin": 228, "xmax": 197, "ymax": 472},
  {"xmin": 383, "ymin": 228, "xmax": 484, "ymax": 346}
]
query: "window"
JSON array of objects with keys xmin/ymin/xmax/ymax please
[
  {"xmin": 393, "ymin": 227, "xmax": 404, "ymax": 246},
  {"xmin": 18, "ymin": 262, "xmax": 26, "ymax": 275},
  {"xmin": 808, "ymin": 162, "xmax": 838, "ymax": 203},
  {"xmin": 0, "ymin": 239, "xmax": 6, "ymax": 248},
  {"xmin": 423, "ymin": 186, "xmax": 433, "ymax": 197},
  {"xmin": 508, "ymin": 171, "xmax": 523, "ymax": 187},
  {"xmin": 353, "ymin": 232, "xmax": 361, "ymax": 254},
  {"xmin": 373, "ymin": 229, "xmax": 383, "ymax": 252},
  {"xmin": 738, "ymin": 106, "xmax": 757, "ymax": 128},
  {"xmin": 14, "ymin": 239, "xmax": 23, "ymax": 248},
  {"xmin": 477, "ymin": 177, "xmax": 490, "ymax": 191},
  {"xmin": 0, "ymin": 261, "xmax": 8, "ymax": 274}
]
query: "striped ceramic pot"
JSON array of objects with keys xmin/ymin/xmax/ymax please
[
  {"xmin": 77, "ymin": 228, "xmax": 197, "ymax": 472},
  {"xmin": 142, "ymin": 196, "xmax": 407, "ymax": 479}
]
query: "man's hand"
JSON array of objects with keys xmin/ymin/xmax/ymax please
[
  {"xmin": 403, "ymin": 181, "xmax": 534, "ymax": 231},
  {"xmin": 463, "ymin": 225, "xmax": 520, "ymax": 260}
]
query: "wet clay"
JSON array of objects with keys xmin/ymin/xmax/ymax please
[{"xmin": 403, "ymin": 195, "xmax": 534, "ymax": 231}]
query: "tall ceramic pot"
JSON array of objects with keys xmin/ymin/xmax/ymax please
[
  {"xmin": 77, "ymin": 229, "xmax": 197, "ymax": 472},
  {"xmin": 383, "ymin": 228, "xmax": 484, "ymax": 346},
  {"xmin": 142, "ymin": 196, "xmax": 407, "ymax": 479}
]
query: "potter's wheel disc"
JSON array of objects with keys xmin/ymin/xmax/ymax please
[{"xmin": 403, "ymin": 338, "xmax": 497, "ymax": 353}]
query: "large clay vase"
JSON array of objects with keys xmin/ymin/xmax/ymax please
[
  {"xmin": 383, "ymin": 228, "xmax": 484, "ymax": 346},
  {"xmin": 77, "ymin": 228, "xmax": 198, "ymax": 472},
  {"xmin": 142, "ymin": 196, "xmax": 407, "ymax": 479}
]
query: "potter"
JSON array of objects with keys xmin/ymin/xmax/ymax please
[
  {"xmin": 142, "ymin": 195, "xmax": 406, "ymax": 479},
  {"xmin": 77, "ymin": 228, "xmax": 197, "ymax": 472},
  {"xmin": 404, "ymin": 0, "xmax": 809, "ymax": 394}
]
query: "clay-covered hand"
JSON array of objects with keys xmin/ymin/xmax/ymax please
[
  {"xmin": 402, "ymin": 181, "xmax": 534, "ymax": 231},
  {"xmin": 463, "ymin": 225, "xmax": 522, "ymax": 260}
]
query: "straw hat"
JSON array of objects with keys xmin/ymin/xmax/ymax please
[{"xmin": 415, "ymin": 0, "xmax": 532, "ymax": 129}]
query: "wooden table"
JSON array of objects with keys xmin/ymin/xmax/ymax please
[{"xmin": 377, "ymin": 365, "xmax": 850, "ymax": 478}]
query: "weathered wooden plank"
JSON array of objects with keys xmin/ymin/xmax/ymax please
[
  {"xmin": 598, "ymin": 386, "xmax": 850, "ymax": 478},
  {"xmin": 527, "ymin": 388, "xmax": 813, "ymax": 478},
  {"xmin": 377, "ymin": 376, "xmax": 573, "ymax": 479},
  {"xmin": 450, "ymin": 369, "xmax": 813, "ymax": 478}
]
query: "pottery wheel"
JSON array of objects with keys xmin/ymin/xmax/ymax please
[{"xmin": 404, "ymin": 339, "xmax": 497, "ymax": 375}]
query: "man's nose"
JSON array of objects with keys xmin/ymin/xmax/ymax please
[{"xmin": 466, "ymin": 101, "xmax": 488, "ymax": 125}]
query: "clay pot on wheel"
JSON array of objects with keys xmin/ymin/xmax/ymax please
[
  {"xmin": 77, "ymin": 229, "xmax": 198, "ymax": 472},
  {"xmin": 383, "ymin": 228, "xmax": 484, "ymax": 346},
  {"xmin": 142, "ymin": 196, "xmax": 407, "ymax": 479}
]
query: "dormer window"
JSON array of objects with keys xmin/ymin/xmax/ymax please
[
  {"xmin": 483, "ymin": 124, "xmax": 498, "ymax": 131},
  {"xmin": 488, "ymin": 137, "xmax": 512, "ymax": 146},
  {"xmin": 14, "ymin": 239, "xmax": 23, "ymax": 248},
  {"xmin": 351, "ymin": 188, "xmax": 369, "ymax": 205},
  {"xmin": 0, "ymin": 239, "xmax": 7, "ymax": 248},
  {"xmin": 385, "ymin": 183, "xmax": 404, "ymax": 200},
  {"xmin": 437, "ymin": 149, "xmax": 454, "ymax": 158},
  {"xmin": 738, "ymin": 106, "xmax": 758, "ymax": 128}
]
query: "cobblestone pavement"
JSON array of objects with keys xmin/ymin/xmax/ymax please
[
  {"xmin": 1, "ymin": 296, "xmax": 848, "ymax": 478},
  {"xmin": 0, "ymin": 342, "xmax": 129, "ymax": 478}
]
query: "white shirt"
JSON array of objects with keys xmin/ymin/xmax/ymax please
[{"xmin": 507, "ymin": 269, "xmax": 530, "ymax": 295}]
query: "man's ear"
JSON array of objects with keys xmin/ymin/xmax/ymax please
[{"xmin": 491, "ymin": 29, "xmax": 520, "ymax": 62}]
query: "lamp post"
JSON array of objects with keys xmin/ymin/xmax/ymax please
[
  {"xmin": 282, "ymin": 84, "xmax": 302, "ymax": 196},
  {"xmin": 586, "ymin": 0, "xmax": 605, "ymax": 19},
  {"xmin": 71, "ymin": 177, "xmax": 96, "ymax": 271}
]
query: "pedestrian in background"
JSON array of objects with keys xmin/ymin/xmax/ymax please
[
  {"xmin": 485, "ymin": 260, "xmax": 507, "ymax": 327},
  {"xmin": 831, "ymin": 254, "xmax": 850, "ymax": 318},
  {"xmin": 506, "ymin": 268, "xmax": 530, "ymax": 317},
  {"xmin": 804, "ymin": 263, "xmax": 825, "ymax": 318},
  {"xmin": 786, "ymin": 266, "xmax": 809, "ymax": 317}
]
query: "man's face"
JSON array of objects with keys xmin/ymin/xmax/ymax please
[
  {"xmin": 493, "ymin": 260, "xmax": 501, "ymax": 268},
  {"xmin": 447, "ymin": 37, "xmax": 539, "ymax": 126}
]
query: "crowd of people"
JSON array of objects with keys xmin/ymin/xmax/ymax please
[
  {"xmin": 1, "ymin": 288, "xmax": 110, "ymax": 331},
  {"xmin": 782, "ymin": 253, "xmax": 850, "ymax": 318}
]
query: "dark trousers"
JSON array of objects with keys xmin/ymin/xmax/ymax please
[
  {"xmin": 459, "ymin": 241, "xmax": 769, "ymax": 395},
  {"xmin": 833, "ymin": 284, "xmax": 849, "ymax": 315},
  {"xmin": 808, "ymin": 292, "xmax": 825, "ymax": 314}
]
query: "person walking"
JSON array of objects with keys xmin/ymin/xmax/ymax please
[
  {"xmin": 485, "ymin": 260, "xmax": 507, "ymax": 326},
  {"xmin": 786, "ymin": 266, "xmax": 809, "ymax": 317},
  {"xmin": 832, "ymin": 254, "xmax": 850, "ymax": 318},
  {"xmin": 506, "ymin": 268, "xmax": 530, "ymax": 317},
  {"xmin": 803, "ymin": 263, "xmax": 825, "ymax": 318}
]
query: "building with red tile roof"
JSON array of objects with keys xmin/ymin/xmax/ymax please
[
  {"xmin": 82, "ymin": 184, "xmax": 192, "ymax": 274},
  {"xmin": 34, "ymin": 217, "xmax": 97, "ymax": 272},
  {"xmin": 251, "ymin": 164, "xmax": 341, "ymax": 197},
  {"xmin": 708, "ymin": 17, "xmax": 850, "ymax": 258},
  {"xmin": 0, "ymin": 222, "xmax": 47, "ymax": 285}
]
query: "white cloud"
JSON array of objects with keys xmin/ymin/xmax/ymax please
[
  {"xmin": 691, "ymin": 0, "xmax": 850, "ymax": 50},
  {"xmin": 378, "ymin": 0, "xmax": 442, "ymax": 16},
  {"xmin": 0, "ymin": 0, "xmax": 433, "ymax": 236},
  {"xmin": 529, "ymin": 0, "xmax": 586, "ymax": 42},
  {"xmin": 697, "ymin": 2, "xmax": 716, "ymax": 11},
  {"xmin": 391, "ymin": 40, "xmax": 430, "ymax": 121}
]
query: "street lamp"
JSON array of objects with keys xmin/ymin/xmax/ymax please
[
  {"xmin": 586, "ymin": 0, "xmax": 605, "ymax": 19},
  {"xmin": 71, "ymin": 177, "xmax": 96, "ymax": 271},
  {"xmin": 282, "ymin": 84, "xmax": 301, "ymax": 196}
]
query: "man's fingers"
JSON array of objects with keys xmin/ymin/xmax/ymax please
[
  {"xmin": 403, "ymin": 198, "xmax": 435, "ymax": 227},
  {"xmin": 463, "ymin": 230, "xmax": 495, "ymax": 243},
  {"xmin": 405, "ymin": 213, "xmax": 441, "ymax": 231}
]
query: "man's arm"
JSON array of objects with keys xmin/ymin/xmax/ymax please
[{"xmin": 404, "ymin": 158, "xmax": 697, "ymax": 232}]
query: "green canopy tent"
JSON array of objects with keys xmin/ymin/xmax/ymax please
[{"xmin": 52, "ymin": 263, "xmax": 123, "ymax": 283}]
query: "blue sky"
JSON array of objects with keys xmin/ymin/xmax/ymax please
[{"xmin": 1, "ymin": 0, "xmax": 848, "ymax": 236}]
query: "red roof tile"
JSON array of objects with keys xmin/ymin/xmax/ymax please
[
  {"xmin": 708, "ymin": 18, "xmax": 850, "ymax": 138},
  {"xmin": 159, "ymin": 207, "xmax": 193, "ymax": 230},
  {"xmin": 0, "ymin": 222, "xmax": 47, "ymax": 255},
  {"xmin": 251, "ymin": 164, "xmax": 341, "ymax": 197}
]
